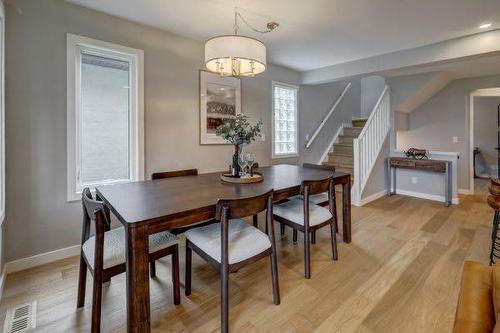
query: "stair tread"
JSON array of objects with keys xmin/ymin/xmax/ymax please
[{"xmin": 329, "ymin": 152, "xmax": 353, "ymax": 158}]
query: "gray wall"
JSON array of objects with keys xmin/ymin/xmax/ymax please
[
  {"xmin": 361, "ymin": 75, "xmax": 385, "ymax": 118},
  {"xmin": 474, "ymin": 96, "xmax": 500, "ymax": 177},
  {"xmin": 396, "ymin": 74, "xmax": 500, "ymax": 191},
  {"xmin": 5, "ymin": 0, "xmax": 308, "ymax": 261},
  {"xmin": 299, "ymin": 79, "xmax": 361, "ymax": 164},
  {"xmin": 361, "ymin": 135, "xmax": 390, "ymax": 200}
]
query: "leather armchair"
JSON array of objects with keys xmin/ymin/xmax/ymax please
[{"xmin": 453, "ymin": 261, "xmax": 498, "ymax": 333}]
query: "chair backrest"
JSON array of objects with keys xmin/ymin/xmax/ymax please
[
  {"xmin": 81, "ymin": 188, "xmax": 110, "ymax": 271},
  {"xmin": 82, "ymin": 188, "xmax": 109, "ymax": 229},
  {"xmin": 302, "ymin": 162, "xmax": 335, "ymax": 172},
  {"xmin": 300, "ymin": 177, "xmax": 332, "ymax": 196},
  {"xmin": 216, "ymin": 189, "xmax": 273, "ymax": 220},
  {"xmin": 152, "ymin": 168, "xmax": 198, "ymax": 180},
  {"xmin": 490, "ymin": 181, "xmax": 500, "ymax": 196},
  {"xmin": 216, "ymin": 190, "xmax": 276, "ymax": 268}
]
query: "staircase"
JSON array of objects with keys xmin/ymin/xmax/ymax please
[{"xmin": 323, "ymin": 118, "xmax": 368, "ymax": 178}]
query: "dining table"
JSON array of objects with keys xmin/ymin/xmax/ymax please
[{"xmin": 96, "ymin": 164, "xmax": 351, "ymax": 332}]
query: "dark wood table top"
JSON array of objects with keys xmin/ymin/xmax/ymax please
[{"xmin": 96, "ymin": 164, "xmax": 349, "ymax": 227}]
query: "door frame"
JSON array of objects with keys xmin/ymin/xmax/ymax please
[{"xmin": 469, "ymin": 88, "xmax": 500, "ymax": 194}]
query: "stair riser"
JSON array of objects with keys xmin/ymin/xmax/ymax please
[
  {"xmin": 328, "ymin": 155, "xmax": 353, "ymax": 165},
  {"xmin": 342, "ymin": 128, "xmax": 362, "ymax": 137},
  {"xmin": 333, "ymin": 145, "xmax": 353, "ymax": 155},
  {"xmin": 338, "ymin": 136, "xmax": 354, "ymax": 144},
  {"xmin": 352, "ymin": 119, "xmax": 367, "ymax": 127}
]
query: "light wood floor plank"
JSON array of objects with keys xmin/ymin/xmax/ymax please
[{"xmin": 0, "ymin": 179, "xmax": 494, "ymax": 332}]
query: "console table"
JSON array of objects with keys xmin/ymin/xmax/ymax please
[{"xmin": 387, "ymin": 157, "xmax": 452, "ymax": 206}]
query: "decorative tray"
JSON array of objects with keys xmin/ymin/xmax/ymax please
[{"xmin": 220, "ymin": 172, "xmax": 264, "ymax": 184}]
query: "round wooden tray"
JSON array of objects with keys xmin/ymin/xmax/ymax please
[{"xmin": 220, "ymin": 172, "xmax": 264, "ymax": 184}]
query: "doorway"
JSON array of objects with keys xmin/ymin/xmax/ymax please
[{"xmin": 470, "ymin": 88, "xmax": 500, "ymax": 194}]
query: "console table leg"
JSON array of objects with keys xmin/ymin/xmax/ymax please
[{"xmin": 445, "ymin": 163, "xmax": 452, "ymax": 207}]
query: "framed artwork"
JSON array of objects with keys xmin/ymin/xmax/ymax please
[{"xmin": 199, "ymin": 70, "xmax": 241, "ymax": 144}]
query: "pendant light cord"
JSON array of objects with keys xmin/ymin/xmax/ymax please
[{"xmin": 233, "ymin": 10, "xmax": 278, "ymax": 35}]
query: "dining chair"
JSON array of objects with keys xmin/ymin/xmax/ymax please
[
  {"xmin": 273, "ymin": 177, "xmax": 338, "ymax": 279},
  {"xmin": 151, "ymin": 168, "xmax": 218, "ymax": 275},
  {"xmin": 77, "ymin": 188, "xmax": 180, "ymax": 333},
  {"xmin": 283, "ymin": 163, "xmax": 337, "ymax": 244},
  {"xmin": 151, "ymin": 168, "xmax": 198, "ymax": 180},
  {"xmin": 184, "ymin": 189, "xmax": 280, "ymax": 333}
]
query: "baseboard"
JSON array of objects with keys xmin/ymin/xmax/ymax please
[
  {"xmin": 354, "ymin": 190, "xmax": 387, "ymax": 206},
  {"xmin": 6, "ymin": 244, "xmax": 80, "ymax": 274},
  {"xmin": 395, "ymin": 189, "xmax": 459, "ymax": 205},
  {"xmin": 458, "ymin": 188, "xmax": 472, "ymax": 195}
]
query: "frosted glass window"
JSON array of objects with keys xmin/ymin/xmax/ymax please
[
  {"xmin": 80, "ymin": 54, "xmax": 130, "ymax": 184},
  {"xmin": 67, "ymin": 34, "xmax": 144, "ymax": 201},
  {"xmin": 273, "ymin": 83, "xmax": 298, "ymax": 157}
]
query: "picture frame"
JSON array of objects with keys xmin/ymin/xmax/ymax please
[{"xmin": 199, "ymin": 70, "xmax": 241, "ymax": 145}]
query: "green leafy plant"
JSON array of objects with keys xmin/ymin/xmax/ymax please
[{"xmin": 216, "ymin": 114, "xmax": 263, "ymax": 145}]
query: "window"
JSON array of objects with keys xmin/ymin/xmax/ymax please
[
  {"xmin": 272, "ymin": 82, "xmax": 299, "ymax": 158},
  {"xmin": 67, "ymin": 34, "xmax": 144, "ymax": 201}
]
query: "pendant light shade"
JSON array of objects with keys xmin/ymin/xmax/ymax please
[{"xmin": 205, "ymin": 35, "xmax": 266, "ymax": 77}]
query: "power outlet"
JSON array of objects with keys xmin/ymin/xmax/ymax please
[
  {"xmin": 411, "ymin": 177, "xmax": 417, "ymax": 184},
  {"xmin": 261, "ymin": 134, "xmax": 266, "ymax": 142},
  {"xmin": 453, "ymin": 136, "xmax": 459, "ymax": 143}
]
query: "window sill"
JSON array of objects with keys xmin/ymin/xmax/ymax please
[{"xmin": 272, "ymin": 153, "xmax": 300, "ymax": 159}]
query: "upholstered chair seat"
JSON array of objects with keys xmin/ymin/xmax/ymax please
[
  {"xmin": 185, "ymin": 219, "xmax": 271, "ymax": 264},
  {"xmin": 82, "ymin": 227, "xmax": 179, "ymax": 270},
  {"xmin": 274, "ymin": 198, "xmax": 333, "ymax": 227}
]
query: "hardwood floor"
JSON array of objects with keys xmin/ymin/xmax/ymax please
[{"xmin": 0, "ymin": 181, "xmax": 493, "ymax": 332}]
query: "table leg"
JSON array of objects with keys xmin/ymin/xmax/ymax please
[
  {"xmin": 342, "ymin": 177, "xmax": 351, "ymax": 243},
  {"xmin": 445, "ymin": 163, "xmax": 452, "ymax": 207},
  {"xmin": 125, "ymin": 225, "xmax": 151, "ymax": 333},
  {"xmin": 391, "ymin": 167, "xmax": 396, "ymax": 195}
]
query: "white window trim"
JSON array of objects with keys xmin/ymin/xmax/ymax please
[
  {"xmin": 66, "ymin": 34, "xmax": 144, "ymax": 202},
  {"xmin": 272, "ymin": 81, "xmax": 299, "ymax": 159},
  {"xmin": 0, "ymin": 1, "xmax": 5, "ymax": 224}
]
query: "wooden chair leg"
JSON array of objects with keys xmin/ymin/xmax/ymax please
[
  {"xmin": 330, "ymin": 221, "xmax": 338, "ymax": 261},
  {"xmin": 150, "ymin": 261, "xmax": 156, "ymax": 278},
  {"xmin": 311, "ymin": 231, "xmax": 316, "ymax": 244},
  {"xmin": 253, "ymin": 214, "xmax": 258, "ymax": 228},
  {"xmin": 270, "ymin": 252, "xmax": 280, "ymax": 305},
  {"xmin": 185, "ymin": 243, "xmax": 192, "ymax": 296},
  {"xmin": 304, "ymin": 231, "xmax": 311, "ymax": 279},
  {"xmin": 491, "ymin": 212, "xmax": 500, "ymax": 265},
  {"xmin": 91, "ymin": 277, "xmax": 103, "ymax": 333},
  {"xmin": 293, "ymin": 229, "xmax": 298, "ymax": 243},
  {"xmin": 172, "ymin": 245, "xmax": 180, "ymax": 305},
  {"xmin": 77, "ymin": 254, "xmax": 87, "ymax": 308},
  {"xmin": 221, "ymin": 266, "xmax": 229, "ymax": 333},
  {"xmin": 493, "ymin": 211, "xmax": 499, "ymax": 241},
  {"xmin": 280, "ymin": 224, "xmax": 285, "ymax": 235}
]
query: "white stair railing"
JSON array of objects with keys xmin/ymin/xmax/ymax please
[
  {"xmin": 305, "ymin": 82, "xmax": 351, "ymax": 149},
  {"xmin": 353, "ymin": 86, "xmax": 391, "ymax": 204}
]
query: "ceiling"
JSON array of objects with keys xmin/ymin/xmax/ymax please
[
  {"xmin": 67, "ymin": 0, "xmax": 500, "ymax": 72},
  {"xmin": 381, "ymin": 53, "xmax": 500, "ymax": 80}
]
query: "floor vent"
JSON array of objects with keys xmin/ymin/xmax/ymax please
[{"xmin": 3, "ymin": 301, "xmax": 36, "ymax": 333}]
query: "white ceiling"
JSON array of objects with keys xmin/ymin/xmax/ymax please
[
  {"xmin": 67, "ymin": 0, "xmax": 500, "ymax": 72},
  {"xmin": 381, "ymin": 54, "xmax": 500, "ymax": 80}
]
